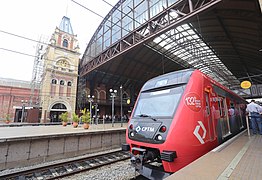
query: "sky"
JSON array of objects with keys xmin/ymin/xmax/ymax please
[{"xmin": 0, "ymin": 0, "xmax": 119, "ymax": 81}]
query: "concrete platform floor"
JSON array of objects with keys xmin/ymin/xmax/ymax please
[
  {"xmin": 0, "ymin": 123, "xmax": 127, "ymax": 140},
  {"xmin": 167, "ymin": 131, "xmax": 262, "ymax": 180}
]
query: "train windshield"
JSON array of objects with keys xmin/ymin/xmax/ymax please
[{"xmin": 133, "ymin": 85, "xmax": 186, "ymax": 118}]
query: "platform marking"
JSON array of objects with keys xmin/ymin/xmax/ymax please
[
  {"xmin": 193, "ymin": 121, "xmax": 206, "ymax": 144},
  {"xmin": 217, "ymin": 137, "xmax": 253, "ymax": 180}
]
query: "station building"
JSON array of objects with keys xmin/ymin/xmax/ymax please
[
  {"xmin": 0, "ymin": 78, "xmax": 39, "ymax": 123},
  {"xmin": 0, "ymin": 16, "xmax": 80, "ymax": 123},
  {"xmin": 39, "ymin": 16, "xmax": 80, "ymax": 123}
]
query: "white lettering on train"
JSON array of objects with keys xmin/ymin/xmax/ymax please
[
  {"xmin": 142, "ymin": 127, "xmax": 155, "ymax": 132},
  {"xmin": 136, "ymin": 126, "xmax": 155, "ymax": 132}
]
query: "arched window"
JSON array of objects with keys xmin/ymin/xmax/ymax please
[
  {"xmin": 63, "ymin": 39, "xmax": 68, "ymax": 48},
  {"xmin": 60, "ymin": 80, "xmax": 65, "ymax": 85},
  {"xmin": 51, "ymin": 103, "xmax": 67, "ymax": 109},
  {"xmin": 100, "ymin": 91, "xmax": 106, "ymax": 100},
  {"xmin": 67, "ymin": 81, "xmax": 72, "ymax": 97},
  {"xmin": 51, "ymin": 79, "xmax": 57, "ymax": 84},
  {"xmin": 56, "ymin": 59, "xmax": 70, "ymax": 68},
  {"xmin": 51, "ymin": 79, "xmax": 57, "ymax": 96}
]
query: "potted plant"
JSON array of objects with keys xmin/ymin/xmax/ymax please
[
  {"xmin": 59, "ymin": 112, "xmax": 68, "ymax": 126},
  {"xmin": 80, "ymin": 108, "xmax": 91, "ymax": 129},
  {"xmin": 5, "ymin": 114, "xmax": 10, "ymax": 124},
  {"xmin": 72, "ymin": 112, "xmax": 79, "ymax": 128}
]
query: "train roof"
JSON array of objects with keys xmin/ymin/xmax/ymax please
[
  {"xmin": 140, "ymin": 69, "xmax": 247, "ymax": 104},
  {"xmin": 141, "ymin": 69, "xmax": 195, "ymax": 92}
]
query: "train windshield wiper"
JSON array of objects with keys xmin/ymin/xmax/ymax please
[{"xmin": 138, "ymin": 114, "xmax": 157, "ymax": 121}]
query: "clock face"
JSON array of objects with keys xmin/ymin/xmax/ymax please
[{"xmin": 57, "ymin": 60, "xmax": 69, "ymax": 68}]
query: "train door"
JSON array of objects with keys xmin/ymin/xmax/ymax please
[
  {"xmin": 235, "ymin": 104, "xmax": 244, "ymax": 129},
  {"xmin": 228, "ymin": 102, "xmax": 238, "ymax": 134},
  {"xmin": 218, "ymin": 96, "xmax": 231, "ymax": 137},
  {"xmin": 205, "ymin": 92, "xmax": 215, "ymax": 141}
]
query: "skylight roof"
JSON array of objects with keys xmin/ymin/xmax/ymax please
[{"xmin": 150, "ymin": 23, "xmax": 239, "ymax": 86}]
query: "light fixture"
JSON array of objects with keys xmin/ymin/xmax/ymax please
[{"xmin": 156, "ymin": 134, "xmax": 163, "ymax": 140}]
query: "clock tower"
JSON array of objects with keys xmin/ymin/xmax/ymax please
[{"xmin": 40, "ymin": 16, "xmax": 80, "ymax": 123}]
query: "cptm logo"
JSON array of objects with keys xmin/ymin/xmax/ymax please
[
  {"xmin": 193, "ymin": 121, "xmax": 206, "ymax": 144},
  {"xmin": 135, "ymin": 126, "xmax": 154, "ymax": 132}
]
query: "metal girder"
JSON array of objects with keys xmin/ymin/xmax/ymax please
[{"xmin": 80, "ymin": 0, "xmax": 222, "ymax": 77}]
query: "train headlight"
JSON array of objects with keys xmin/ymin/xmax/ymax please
[
  {"xmin": 156, "ymin": 134, "xmax": 163, "ymax": 140},
  {"xmin": 129, "ymin": 124, "xmax": 133, "ymax": 130},
  {"xmin": 130, "ymin": 131, "xmax": 135, "ymax": 137}
]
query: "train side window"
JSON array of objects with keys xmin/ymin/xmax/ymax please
[
  {"xmin": 236, "ymin": 104, "xmax": 244, "ymax": 129},
  {"xmin": 218, "ymin": 96, "xmax": 231, "ymax": 137},
  {"xmin": 218, "ymin": 97, "xmax": 222, "ymax": 117},
  {"xmin": 228, "ymin": 102, "xmax": 235, "ymax": 116},
  {"xmin": 205, "ymin": 93, "xmax": 210, "ymax": 115},
  {"xmin": 221, "ymin": 99, "xmax": 225, "ymax": 117}
]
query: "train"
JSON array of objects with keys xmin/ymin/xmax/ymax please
[{"xmin": 122, "ymin": 69, "xmax": 247, "ymax": 179}]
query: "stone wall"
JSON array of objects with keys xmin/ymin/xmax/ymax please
[{"xmin": 0, "ymin": 129, "xmax": 126, "ymax": 170}]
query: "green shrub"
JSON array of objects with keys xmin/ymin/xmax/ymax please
[
  {"xmin": 72, "ymin": 112, "xmax": 80, "ymax": 122},
  {"xmin": 80, "ymin": 108, "xmax": 91, "ymax": 123},
  {"xmin": 59, "ymin": 112, "xmax": 68, "ymax": 122}
]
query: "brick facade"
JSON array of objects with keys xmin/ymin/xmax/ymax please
[{"xmin": 0, "ymin": 79, "xmax": 39, "ymax": 123}]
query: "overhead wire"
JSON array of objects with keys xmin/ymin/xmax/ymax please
[
  {"xmin": 0, "ymin": 0, "xmax": 143, "ymax": 61},
  {"xmin": 0, "ymin": 0, "xmax": 130, "ymax": 110},
  {"xmin": 71, "ymin": 0, "xmax": 133, "ymax": 35},
  {"xmin": 0, "ymin": 29, "xmax": 49, "ymax": 46},
  {"xmin": 0, "ymin": 47, "xmax": 36, "ymax": 58},
  {"xmin": 71, "ymin": 0, "xmax": 144, "ymax": 56},
  {"xmin": 71, "ymin": 0, "xmax": 105, "ymax": 18},
  {"xmin": 0, "ymin": 47, "xmax": 80, "ymax": 68}
]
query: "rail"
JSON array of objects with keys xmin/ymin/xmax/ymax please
[{"xmin": 0, "ymin": 150, "xmax": 130, "ymax": 179}]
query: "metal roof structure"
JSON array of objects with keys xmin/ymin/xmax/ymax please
[{"xmin": 79, "ymin": 0, "xmax": 262, "ymax": 98}]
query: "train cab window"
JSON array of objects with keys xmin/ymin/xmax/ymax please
[{"xmin": 133, "ymin": 85, "xmax": 186, "ymax": 118}]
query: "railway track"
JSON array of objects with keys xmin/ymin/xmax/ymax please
[{"xmin": 1, "ymin": 150, "xmax": 130, "ymax": 180}]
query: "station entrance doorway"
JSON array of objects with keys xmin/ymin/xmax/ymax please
[{"xmin": 49, "ymin": 103, "xmax": 67, "ymax": 122}]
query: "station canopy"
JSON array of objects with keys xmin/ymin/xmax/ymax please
[{"xmin": 80, "ymin": 0, "xmax": 262, "ymax": 98}]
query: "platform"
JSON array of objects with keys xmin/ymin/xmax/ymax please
[
  {"xmin": 0, "ymin": 123, "xmax": 127, "ymax": 170},
  {"xmin": 167, "ymin": 130, "xmax": 262, "ymax": 179},
  {"xmin": 0, "ymin": 123, "xmax": 127, "ymax": 140}
]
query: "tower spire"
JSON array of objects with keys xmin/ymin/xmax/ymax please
[{"xmin": 59, "ymin": 16, "xmax": 74, "ymax": 35}]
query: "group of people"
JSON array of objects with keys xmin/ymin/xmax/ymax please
[
  {"xmin": 102, "ymin": 114, "xmax": 129, "ymax": 122},
  {"xmin": 246, "ymin": 100, "xmax": 262, "ymax": 135}
]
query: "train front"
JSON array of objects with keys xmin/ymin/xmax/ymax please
[{"xmin": 122, "ymin": 69, "xmax": 193, "ymax": 179}]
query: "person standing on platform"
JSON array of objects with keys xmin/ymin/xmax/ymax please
[{"xmin": 246, "ymin": 100, "xmax": 262, "ymax": 135}]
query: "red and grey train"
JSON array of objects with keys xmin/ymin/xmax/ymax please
[{"xmin": 122, "ymin": 69, "xmax": 246, "ymax": 179}]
